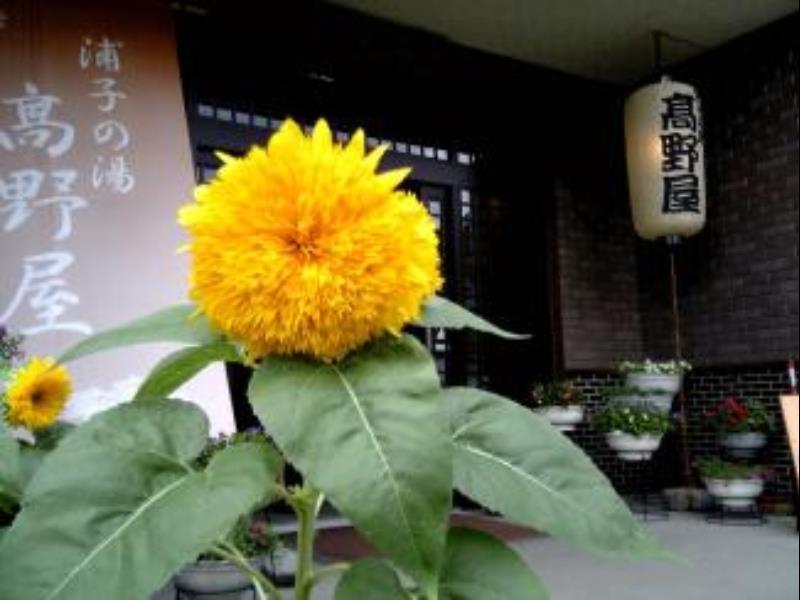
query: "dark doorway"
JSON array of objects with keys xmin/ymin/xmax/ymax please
[{"xmin": 172, "ymin": 0, "xmax": 554, "ymax": 426}]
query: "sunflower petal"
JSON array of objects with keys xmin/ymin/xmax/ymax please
[
  {"xmin": 375, "ymin": 167, "xmax": 412, "ymax": 192},
  {"xmin": 362, "ymin": 144, "xmax": 388, "ymax": 173},
  {"xmin": 312, "ymin": 119, "xmax": 333, "ymax": 151}
]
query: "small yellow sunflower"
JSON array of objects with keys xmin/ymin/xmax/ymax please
[
  {"xmin": 3, "ymin": 357, "xmax": 71, "ymax": 430},
  {"xmin": 178, "ymin": 118, "xmax": 442, "ymax": 361}
]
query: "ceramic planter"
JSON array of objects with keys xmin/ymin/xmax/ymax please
[
  {"xmin": 720, "ymin": 432, "xmax": 767, "ymax": 458},
  {"xmin": 262, "ymin": 548, "xmax": 296, "ymax": 587},
  {"xmin": 625, "ymin": 372, "xmax": 682, "ymax": 396},
  {"xmin": 605, "ymin": 431, "xmax": 663, "ymax": 461},
  {"xmin": 704, "ymin": 477, "xmax": 764, "ymax": 509},
  {"xmin": 536, "ymin": 405, "xmax": 584, "ymax": 431},
  {"xmin": 174, "ymin": 557, "xmax": 264, "ymax": 599},
  {"xmin": 612, "ymin": 393, "xmax": 674, "ymax": 414}
]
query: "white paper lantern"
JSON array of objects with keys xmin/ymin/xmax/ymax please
[{"xmin": 624, "ymin": 77, "xmax": 706, "ymax": 240}]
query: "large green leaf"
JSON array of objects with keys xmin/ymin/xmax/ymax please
[
  {"xmin": 444, "ymin": 387, "xmax": 671, "ymax": 560},
  {"xmin": 335, "ymin": 559, "xmax": 409, "ymax": 600},
  {"xmin": 440, "ymin": 528, "xmax": 547, "ymax": 600},
  {"xmin": 133, "ymin": 342, "xmax": 241, "ymax": 400},
  {"xmin": 0, "ymin": 419, "xmax": 21, "ymax": 500},
  {"xmin": 58, "ymin": 304, "xmax": 221, "ymax": 364},
  {"xmin": 0, "ymin": 422, "xmax": 72, "ymax": 507},
  {"xmin": 0, "ymin": 399, "xmax": 280, "ymax": 600},
  {"xmin": 249, "ymin": 335, "xmax": 451, "ymax": 594},
  {"xmin": 416, "ymin": 296, "xmax": 528, "ymax": 340}
]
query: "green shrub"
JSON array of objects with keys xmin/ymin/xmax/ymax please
[
  {"xmin": 592, "ymin": 405, "xmax": 671, "ymax": 436},
  {"xmin": 696, "ymin": 457, "xmax": 763, "ymax": 481},
  {"xmin": 531, "ymin": 380, "xmax": 582, "ymax": 407}
]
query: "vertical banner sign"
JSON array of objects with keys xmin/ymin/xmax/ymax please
[
  {"xmin": 624, "ymin": 76, "xmax": 707, "ymax": 240},
  {"xmin": 0, "ymin": 0, "xmax": 231, "ymax": 431}
]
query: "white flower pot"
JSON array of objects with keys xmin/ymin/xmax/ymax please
[
  {"xmin": 704, "ymin": 478, "xmax": 764, "ymax": 509},
  {"xmin": 536, "ymin": 405, "xmax": 584, "ymax": 431},
  {"xmin": 625, "ymin": 373, "xmax": 682, "ymax": 395},
  {"xmin": 605, "ymin": 432, "xmax": 663, "ymax": 461},
  {"xmin": 720, "ymin": 432, "xmax": 767, "ymax": 459},
  {"xmin": 612, "ymin": 393, "xmax": 674, "ymax": 414},
  {"xmin": 174, "ymin": 557, "xmax": 263, "ymax": 598}
]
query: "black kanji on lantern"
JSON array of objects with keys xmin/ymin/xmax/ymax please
[
  {"xmin": 662, "ymin": 174, "xmax": 700, "ymax": 213},
  {"xmin": 660, "ymin": 132, "xmax": 699, "ymax": 172},
  {"xmin": 661, "ymin": 93, "xmax": 697, "ymax": 132}
]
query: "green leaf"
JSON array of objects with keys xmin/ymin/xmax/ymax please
[
  {"xmin": 58, "ymin": 304, "xmax": 221, "ymax": 364},
  {"xmin": 33, "ymin": 422, "xmax": 75, "ymax": 451},
  {"xmin": 440, "ymin": 528, "xmax": 548, "ymax": 600},
  {"xmin": 416, "ymin": 296, "xmax": 529, "ymax": 340},
  {"xmin": 133, "ymin": 342, "xmax": 241, "ymax": 401},
  {"xmin": 249, "ymin": 335, "xmax": 451, "ymax": 594},
  {"xmin": 0, "ymin": 492, "xmax": 18, "ymax": 517},
  {"xmin": 16, "ymin": 445, "xmax": 47, "ymax": 493},
  {"xmin": 0, "ymin": 399, "xmax": 280, "ymax": 600},
  {"xmin": 0, "ymin": 423, "xmax": 75, "ymax": 505},
  {"xmin": 444, "ymin": 387, "xmax": 672, "ymax": 560},
  {"xmin": 439, "ymin": 528, "xmax": 549, "ymax": 600},
  {"xmin": 0, "ymin": 419, "xmax": 21, "ymax": 499},
  {"xmin": 335, "ymin": 559, "xmax": 409, "ymax": 600}
]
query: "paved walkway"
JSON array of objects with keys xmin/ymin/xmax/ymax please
[{"xmin": 302, "ymin": 513, "xmax": 799, "ymax": 599}]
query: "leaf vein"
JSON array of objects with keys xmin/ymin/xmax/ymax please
[
  {"xmin": 45, "ymin": 475, "xmax": 190, "ymax": 600},
  {"xmin": 331, "ymin": 365, "xmax": 423, "ymax": 570},
  {"xmin": 460, "ymin": 443, "xmax": 588, "ymax": 516}
]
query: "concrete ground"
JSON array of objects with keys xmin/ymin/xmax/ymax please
[
  {"xmin": 297, "ymin": 513, "xmax": 800, "ymax": 600},
  {"xmin": 155, "ymin": 512, "xmax": 798, "ymax": 599}
]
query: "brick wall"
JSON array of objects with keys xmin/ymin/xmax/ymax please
[
  {"xmin": 553, "ymin": 88, "xmax": 649, "ymax": 371},
  {"xmin": 566, "ymin": 372, "xmax": 646, "ymax": 494},
  {"xmin": 638, "ymin": 16, "xmax": 799, "ymax": 366},
  {"xmin": 555, "ymin": 17, "xmax": 798, "ymax": 507},
  {"xmin": 555, "ymin": 178, "xmax": 646, "ymax": 371},
  {"xmin": 684, "ymin": 364, "xmax": 795, "ymax": 508},
  {"xmin": 559, "ymin": 15, "xmax": 799, "ymax": 370},
  {"xmin": 565, "ymin": 367, "xmax": 795, "ymax": 506}
]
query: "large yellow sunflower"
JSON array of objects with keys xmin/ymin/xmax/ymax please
[
  {"xmin": 3, "ymin": 357, "xmax": 71, "ymax": 430},
  {"xmin": 178, "ymin": 118, "xmax": 442, "ymax": 361}
]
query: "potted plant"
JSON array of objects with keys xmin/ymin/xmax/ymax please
[
  {"xmin": 604, "ymin": 385, "xmax": 675, "ymax": 414},
  {"xmin": 593, "ymin": 405, "xmax": 672, "ymax": 461},
  {"xmin": 0, "ymin": 326, "xmax": 25, "ymax": 384},
  {"xmin": 618, "ymin": 359, "xmax": 691, "ymax": 396},
  {"xmin": 1, "ymin": 330, "xmax": 74, "ymax": 528},
  {"xmin": 0, "ymin": 120, "xmax": 672, "ymax": 600},
  {"xmin": 697, "ymin": 458, "xmax": 765, "ymax": 509},
  {"xmin": 706, "ymin": 397, "xmax": 773, "ymax": 459},
  {"xmin": 531, "ymin": 380, "xmax": 584, "ymax": 431},
  {"xmin": 173, "ymin": 431, "xmax": 284, "ymax": 599}
]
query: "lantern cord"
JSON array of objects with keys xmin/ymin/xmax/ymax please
[
  {"xmin": 668, "ymin": 249, "xmax": 683, "ymax": 360},
  {"xmin": 652, "ymin": 30, "xmax": 664, "ymax": 73},
  {"xmin": 651, "ymin": 30, "xmax": 709, "ymax": 75},
  {"xmin": 668, "ymin": 239, "xmax": 693, "ymax": 486}
]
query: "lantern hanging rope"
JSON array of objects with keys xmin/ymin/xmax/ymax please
[{"xmin": 623, "ymin": 31, "xmax": 709, "ymax": 487}]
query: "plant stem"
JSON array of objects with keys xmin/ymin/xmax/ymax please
[
  {"xmin": 289, "ymin": 485, "xmax": 322, "ymax": 600},
  {"xmin": 210, "ymin": 543, "xmax": 283, "ymax": 600}
]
